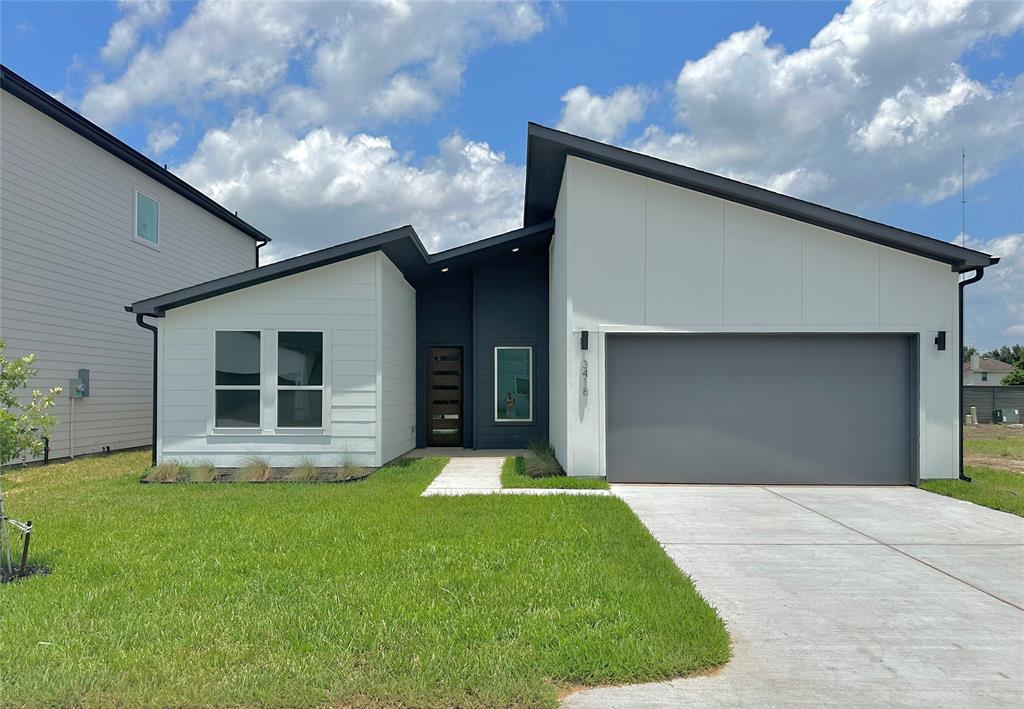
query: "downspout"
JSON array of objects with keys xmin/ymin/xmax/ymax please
[
  {"xmin": 958, "ymin": 267, "xmax": 986, "ymax": 482},
  {"xmin": 256, "ymin": 240, "xmax": 268, "ymax": 268},
  {"xmin": 134, "ymin": 313, "xmax": 159, "ymax": 466}
]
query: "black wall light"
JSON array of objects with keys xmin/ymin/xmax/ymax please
[
  {"xmin": 580, "ymin": 330, "xmax": 589, "ymax": 350},
  {"xmin": 934, "ymin": 331, "xmax": 946, "ymax": 351}
]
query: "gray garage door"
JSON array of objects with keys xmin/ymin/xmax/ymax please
[{"xmin": 606, "ymin": 334, "xmax": 915, "ymax": 484}]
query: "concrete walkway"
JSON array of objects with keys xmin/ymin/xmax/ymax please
[
  {"xmin": 420, "ymin": 456, "xmax": 610, "ymax": 497},
  {"xmin": 565, "ymin": 485, "xmax": 1024, "ymax": 709}
]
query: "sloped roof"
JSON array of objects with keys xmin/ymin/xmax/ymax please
[
  {"xmin": 1, "ymin": 64, "xmax": 269, "ymax": 244},
  {"xmin": 127, "ymin": 221, "xmax": 554, "ymax": 316},
  {"xmin": 964, "ymin": 358, "xmax": 1015, "ymax": 373},
  {"xmin": 524, "ymin": 123, "xmax": 997, "ymax": 273}
]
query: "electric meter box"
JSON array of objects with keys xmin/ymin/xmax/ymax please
[{"xmin": 68, "ymin": 368, "xmax": 90, "ymax": 398}]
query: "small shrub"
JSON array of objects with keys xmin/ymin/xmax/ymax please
[
  {"xmin": 287, "ymin": 458, "xmax": 319, "ymax": 482},
  {"xmin": 237, "ymin": 456, "xmax": 272, "ymax": 482},
  {"xmin": 145, "ymin": 462, "xmax": 181, "ymax": 483},
  {"xmin": 190, "ymin": 461, "xmax": 217, "ymax": 482},
  {"xmin": 524, "ymin": 440, "xmax": 563, "ymax": 478},
  {"xmin": 333, "ymin": 455, "xmax": 366, "ymax": 482}
]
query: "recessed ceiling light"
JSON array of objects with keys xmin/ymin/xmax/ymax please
[
  {"xmin": 511, "ymin": 247, "xmax": 520, "ymax": 253},
  {"xmin": 441, "ymin": 267, "xmax": 449, "ymax": 272}
]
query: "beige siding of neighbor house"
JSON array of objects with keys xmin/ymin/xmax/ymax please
[
  {"xmin": 157, "ymin": 252, "xmax": 416, "ymax": 468},
  {"xmin": 0, "ymin": 92, "xmax": 255, "ymax": 462}
]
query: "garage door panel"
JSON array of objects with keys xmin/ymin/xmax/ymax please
[{"xmin": 606, "ymin": 334, "xmax": 913, "ymax": 485}]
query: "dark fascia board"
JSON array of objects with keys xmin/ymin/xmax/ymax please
[
  {"xmin": 1, "ymin": 64, "xmax": 270, "ymax": 244},
  {"xmin": 127, "ymin": 221, "xmax": 554, "ymax": 316},
  {"xmin": 524, "ymin": 123, "xmax": 997, "ymax": 273}
]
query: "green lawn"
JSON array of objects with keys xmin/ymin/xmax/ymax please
[
  {"xmin": 501, "ymin": 456, "xmax": 610, "ymax": 490},
  {"xmin": 963, "ymin": 427, "xmax": 1024, "ymax": 461},
  {"xmin": 922, "ymin": 465, "xmax": 1024, "ymax": 517},
  {"xmin": 0, "ymin": 451, "xmax": 727, "ymax": 708}
]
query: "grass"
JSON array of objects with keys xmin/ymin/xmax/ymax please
[
  {"xmin": 524, "ymin": 440, "xmax": 564, "ymax": 477},
  {"xmin": 502, "ymin": 456, "xmax": 610, "ymax": 490},
  {"xmin": 0, "ymin": 451, "xmax": 727, "ymax": 708},
  {"xmin": 963, "ymin": 424, "xmax": 1024, "ymax": 461},
  {"xmin": 922, "ymin": 465, "xmax": 1024, "ymax": 517}
]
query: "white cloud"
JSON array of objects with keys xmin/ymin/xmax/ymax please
[
  {"xmin": 176, "ymin": 113, "xmax": 524, "ymax": 258},
  {"xmin": 556, "ymin": 85, "xmax": 651, "ymax": 142},
  {"xmin": 83, "ymin": 0, "xmax": 545, "ymax": 129},
  {"xmin": 146, "ymin": 123, "xmax": 180, "ymax": 154},
  {"xmin": 963, "ymin": 233, "xmax": 1024, "ymax": 348},
  {"xmin": 101, "ymin": 0, "xmax": 170, "ymax": 65},
  {"xmin": 634, "ymin": 0, "xmax": 1024, "ymax": 209}
]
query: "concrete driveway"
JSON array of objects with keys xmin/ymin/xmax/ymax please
[{"xmin": 564, "ymin": 485, "xmax": 1024, "ymax": 708}]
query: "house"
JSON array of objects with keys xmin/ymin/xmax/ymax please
[
  {"xmin": 0, "ymin": 65, "xmax": 270, "ymax": 463},
  {"xmin": 128, "ymin": 124, "xmax": 998, "ymax": 484},
  {"xmin": 963, "ymin": 354, "xmax": 1014, "ymax": 385}
]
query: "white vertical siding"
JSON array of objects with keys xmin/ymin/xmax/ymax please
[
  {"xmin": 556, "ymin": 156, "xmax": 961, "ymax": 479},
  {"xmin": 378, "ymin": 253, "xmax": 416, "ymax": 464},
  {"xmin": 156, "ymin": 252, "xmax": 415, "ymax": 469},
  {"xmin": 0, "ymin": 92, "xmax": 255, "ymax": 462}
]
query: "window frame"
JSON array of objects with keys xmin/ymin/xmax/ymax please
[
  {"xmin": 133, "ymin": 189, "xmax": 160, "ymax": 248},
  {"xmin": 275, "ymin": 330, "xmax": 327, "ymax": 431},
  {"xmin": 212, "ymin": 329, "xmax": 263, "ymax": 432},
  {"xmin": 981, "ymin": 372, "xmax": 988, "ymax": 382},
  {"xmin": 493, "ymin": 346, "xmax": 533, "ymax": 423}
]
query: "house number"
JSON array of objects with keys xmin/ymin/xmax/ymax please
[{"xmin": 582, "ymin": 359, "xmax": 589, "ymax": 396}]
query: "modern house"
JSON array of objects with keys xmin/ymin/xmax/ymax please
[
  {"xmin": 0, "ymin": 65, "xmax": 270, "ymax": 463},
  {"xmin": 128, "ymin": 124, "xmax": 998, "ymax": 485},
  {"xmin": 963, "ymin": 354, "xmax": 1014, "ymax": 386}
]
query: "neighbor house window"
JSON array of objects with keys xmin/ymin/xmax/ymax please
[
  {"xmin": 981, "ymin": 372, "xmax": 988, "ymax": 382},
  {"xmin": 135, "ymin": 190, "xmax": 159, "ymax": 245},
  {"xmin": 494, "ymin": 346, "xmax": 532, "ymax": 422},
  {"xmin": 277, "ymin": 331, "xmax": 323, "ymax": 428},
  {"xmin": 215, "ymin": 331, "xmax": 261, "ymax": 428}
]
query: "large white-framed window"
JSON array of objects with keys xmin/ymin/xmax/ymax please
[
  {"xmin": 134, "ymin": 190, "xmax": 160, "ymax": 247},
  {"xmin": 214, "ymin": 330, "xmax": 262, "ymax": 429},
  {"xmin": 276, "ymin": 331, "xmax": 325, "ymax": 429},
  {"xmin": 494, "ymin": 346, "xmax": 533, "ymax": 423}
]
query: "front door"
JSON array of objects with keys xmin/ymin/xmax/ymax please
[{"xmin": 427, "ymin": 347, "xmax": 463, "ymax": 446}]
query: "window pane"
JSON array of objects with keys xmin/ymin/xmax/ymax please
[
  {"xmin": 216, "ymin": 331, "xmax": 261, "ymax": 385},
  {"xmin": 278, "ymin": 390, "xmax": 323, "ymax": 428},
  {"xmin": 215, "ymin": 390, "xmax": 260, "ymax": 428},
  {"xmin": 496, "ymin": 348, "xmax": 531, "ymax": 420},
  {"xmin": 278, "ymin": 332, "xmax": 323, "ymax": 386},
  {"xmin": 136, "ymin": 192, "xmax": 159, "ymax": 244}
]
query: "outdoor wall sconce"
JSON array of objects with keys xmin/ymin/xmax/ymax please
[{"xmin": 934, "ymin": 331, "xmax": 946, "ymax": 351}]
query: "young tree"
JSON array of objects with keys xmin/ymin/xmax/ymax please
[
  {"xmin": 1, "ymin": 339, "xmax": 61, "ymax": 575},
  {"xmin": 1, "ymin": 339, "xmax": 62, "ymax": 466}
]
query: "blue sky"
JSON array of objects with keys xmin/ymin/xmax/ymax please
[{"xmin": 2, "ymin": 1, "xmax": 1022, "ymax": 349}]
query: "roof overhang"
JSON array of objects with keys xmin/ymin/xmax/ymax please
[
  {"xmin": 524, "ymin": 123, "xmax": 997, "ymax": 273},
  {"xmin": 2, "ymin": 64, "xmax": 270, "ymax": 244},
  {"xmin": 127, "ymin": 221, "xmax": 554, "ymax": 316}
]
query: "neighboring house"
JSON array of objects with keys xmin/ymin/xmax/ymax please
[
  {"xmin": 963, "ymin": 354, "xmax": 1014, "ymax": 385},
  {"xmin": 0, "ymin": 65, "xmax": 270, "ymax": 463},
  {"xmin": 128, "ymin": 124, "xmax": 998, "ymax": 484}
]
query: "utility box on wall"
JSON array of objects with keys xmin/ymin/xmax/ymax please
[{"xmin": 68, "ymin": 368, "xmax": 90, "ymax": 398}]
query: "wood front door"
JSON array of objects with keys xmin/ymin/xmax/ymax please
[{"xmin": 427, "ymin": 347, "xmax": 463, "ymax": 446}]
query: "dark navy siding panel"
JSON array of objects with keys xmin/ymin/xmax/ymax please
[
  {"xmin": 415, "ymin": 271, "xmax": 473, "ymax": 448},
  {"xmin": 472, "ymin": 251, "xmax": 549, "ymax": 448}
]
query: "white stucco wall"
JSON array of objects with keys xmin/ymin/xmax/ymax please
[
  {"xmin": 548, "ymin": 170, "xmax": 570, "ymax": 465},
  {"xmin": 552, "ymin": 156, "xmax": 960, "ymax": 480},
  {"xmin": 157, "ymin": 252, "xmax": 415, "ymax": 468},
  {"xmin": 0, "ymin": 92, "xmax": 256, "ymax": 462}
]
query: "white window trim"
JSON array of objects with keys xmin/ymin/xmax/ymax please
[
  {"xmin": 494, "ymin": 346, "xmax": 533, "ymax": 423},
  {"xmin": 274, "ymin": 330, "xmax": 328, "ymax": 432},
  {"xmin": 133, "ymin": 189, "xmax": 160, "ymax": 249},
  {"xmin": 211, "ymin": 329, "xmax": 263, "ymax": 432}
]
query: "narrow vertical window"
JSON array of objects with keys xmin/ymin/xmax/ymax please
[
  {"xmin": 214, "ymin": 331, "xmax": 261, "ymax": 428},
  {"xmin": 494, "ymin": 346, "xmax": 532, "ymax": 422},
  {"xmin": 135, "ymin": 191, "xmax": 159, "ymax": 245},
  {"xmin": 277, "ymin": 332, "xmax": 323, "ymax": 428}
]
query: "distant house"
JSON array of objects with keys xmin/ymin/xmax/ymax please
[
  {"xmin": 963, "ymin": 354, "xmax": 1014, "ymax": 386},
  {"xmin": 0, "ymin": 65, "xmax": 270, "ymax": 463}
]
